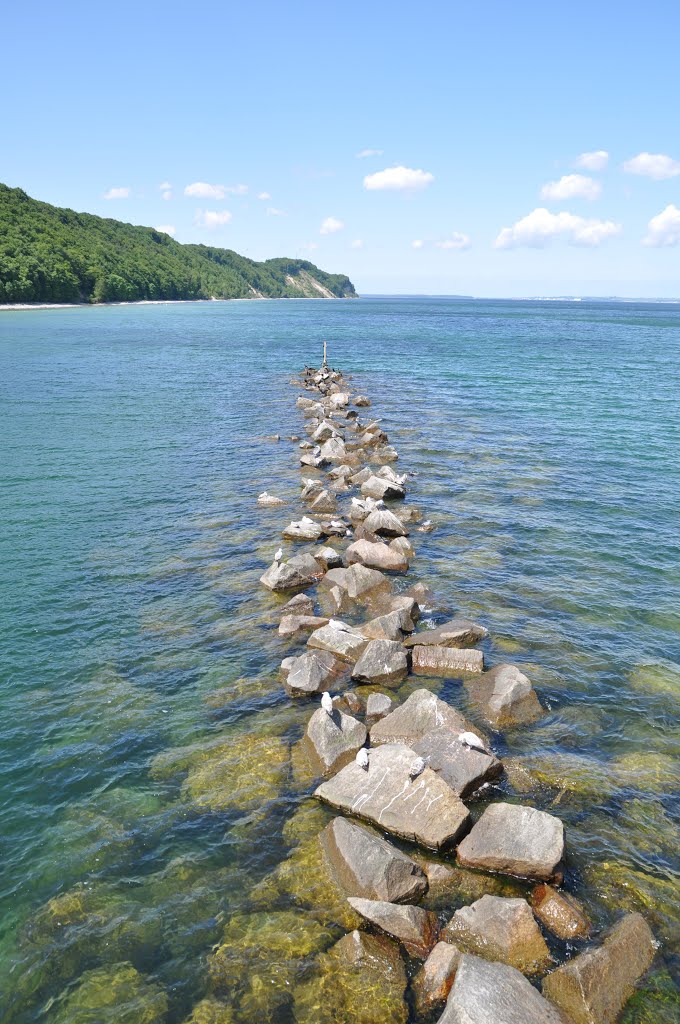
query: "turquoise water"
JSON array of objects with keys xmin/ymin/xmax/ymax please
[{"xmin": 1, "ymin": 297, "xmax": 678, "ymax": 1021}]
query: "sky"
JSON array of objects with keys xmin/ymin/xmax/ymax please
[{"xmin": 3, "ymin": 0, "xmax": 680, "ymax": 297}]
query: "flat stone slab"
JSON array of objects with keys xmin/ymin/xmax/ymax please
[
  {"xmin": 281, "ymin": 650, "xmax": 346, "ymax": 697},
  {"xmin": 439, "ymin": 954, "xmax": 569, "ymax": 1024},
  {"xmin": 443, "ymin": 895, "xmax": 552, "ymax": 975},
  {"xmin": 405, "ymin": 618, "xmax": 488, "ymax": 648},
  {"xmin": 530, "ymin": 884, "xmax": 590, "ymax": 940},
  {"xmin": 412, "ymin": 646, "xmax": 484, "ymax": 676},
  {"xmin": 541, "ymin": 912, "xmax": 655, "ymax": 1024},
  {"xmin": 304, "ymin": 707, "xmax": 367, "ymax": 776},
  {"xmin": 321, "ymin": 816, "xmax": 428, "ymax": 903},
  {"xmin": 347, "ymin": 897, "xmax": 439, "ymax": 958},
  {"xmin": 346, "ymin": 539, "xmax": 409, "ymax": 572},
  {"xmin": 465, "ymin": 663, "xmax": 543, "ymax": 729},
  {"xmin": 351, "ymin": 639, "xmax": 409, "ymax": 688},
  {"xmin": 457, "ymin": 803, "xmax": 565, "ymax": 881},
  {"xmin": 361, "ymin": 476, "xmax": 406, "ymax": 501},
  {"xmin": 307, "ymin": 620, "xmax": 369, "ymax": 662},
  {"xmin": 412, "ymin": 941, "xmax": 462, "ymax": 1016},
  {"xmin": 411, "ymin": 728, "xmax": 502, "ymax": 798},
  {"xmin": 315, "ymin": 742, "xmax": 471, "ymax": 850},
  {"xmin": 370, "ymin": 689, "xmax": 476, "ymax": 748}
]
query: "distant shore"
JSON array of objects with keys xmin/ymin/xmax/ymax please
[{"xmin": 0, "ymin": 296, "xmax": 354, "ymax": 312}]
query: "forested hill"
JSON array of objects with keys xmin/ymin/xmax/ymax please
[{"xmin": 0, "ymin": 184, "xmax": 357, "ymax": 304}]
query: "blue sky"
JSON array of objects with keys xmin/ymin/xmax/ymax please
[{"xmin": 4, "ymin": 0, "xmax": 680, "ymax": 296}]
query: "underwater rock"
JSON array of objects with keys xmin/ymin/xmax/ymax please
[
  {"xmin": 351, "ymin": 639, "xmax": 409, "ymax": 687},
  {"xmin": 439, "ymin": 954, "xmax": 568, "ymax": 1024},
  {"xmin": 347, "ymin": 897, "xmax": 439, "ymax": 957},
  {"xmin": 542, "ymin": 913, "xmax": 655, "ymax": 1024},
  {"xmin": 51, "ymin": 962, "xmax": 168, "ymax": 1024},
  {"xmin": 346, "ymin": 538, "xmax": 409, "ymax": 572},
  {"xmin": 611, "ymin": 751, "xmax": 679, "ymax": 794},
  {"xmin": 412, "ymin": 941, "xmax": 462, "ymax": 1015},
  {"xmin": 362, "ymin": 509, "xmax": 409, "ymax": 537},
  {"xmin": 365, "ymin": 692, "xmax": 394, "ymax": 724},
  {"xmin": 619, "ymin": 969, "xmax": 680, "ymax": 1024},
  {"xmin": 411, "ymin": 727, "xmax": 502, "ymax": 798},
  {"xmin": 457, "ymin": 803, "xmax": 565, "ymax": 882},
  {"xmin": 369, "ymin": 689, "xmax": 476, "ymax": 747},
  {"xmin": 404, "ymin": 618, "xmax": 488, "ymax": 649},
  {"xmin": 584, "ymin": 861, "xmax": 679, "ymax": 948},
  {"xmin": 181, "ymin": 734, "xmax": 290, "ymax": 812},
  {"xmin": 281, "ymin": 650, "xmax": 347, "ymax": 697},
  {"xmin": 361, "ymin": 476, "xmax": 406, "ymax": 501},
  {"xmin": 307, "ymin": 620, "xmax": 369, "ymax": 662},
  {"xmin": 443, "ymin": 895, "xmax": 552, "ymax": 975},
  {"xmin": 304, "ymin": 706, "xmax": 368, "ymax": 776},
  {"xmin": 412, "ymin": 645, "xmax": 484, "ymax": 676},
  {"xmin": 322, "ymin": 816, "xmax": 428, "ymax": 903},
  {"xmin": 465, "ymin": 663, "xmax": 543, "ymax": 729},
  {"xmin": 279, "ymin": 614, "xmax": 330, "ymax": 637},
  {"xmin": 315, "ymin": 742, "xmax": 470, "ymax": 850},
  {"xmin": 180, "ymin": 999, "xmax": 235, "ymax": 1024},
  {"xmin": 282, "ymin": 799, "xmax": 331, "ymax": 845},
  {"xmin": 531, "ymin": 884, "xmax": 591, "ymax": 940}
]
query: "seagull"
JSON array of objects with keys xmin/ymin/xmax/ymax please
[
  {"xmin": 328, "ymin": 618, "xmax": 345, "ymax": 630},
  {"xmin": 274, "ymin": 548, "xmax": 283, "ymax": 563},
  {"xmin": 355, "ymin": 748, "xmax": 370, "ymax": 770},
  {"xmin": 409, "ymin": 756, "xmax": 428, "ymax": 779},
  {"xmin": 458, "ymin": 731, "xmax": 490, "ymax": 754},
  {"xmin": 321, "ymin": 691, "xmax": 334, "ymax": 715}
]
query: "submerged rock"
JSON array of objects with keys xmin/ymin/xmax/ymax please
[
  {"xmin": 530, "ymin": 884, "xmax": 591, "ymax": 940},
  {"xmin": 439, "ymin": 954, "xmax": 568, "ymax": 1024},
  {"xmin": 181, "ymin": 999, "xmax": 235, "ymax": 1024},
  {"xmin": 412, "ymin": 645, "xmax": 484, "ymax": 675},
  {"xmin": 321, "ymin": 816, "xmax": 428, "ymax": 903},
  {"xmin": 443, "ymin": 895, "xmax": 552, "ymax": 975},
  {"xmin": 181, "ymin": 734, "xmax": 290, "ymax": 812},
  {"xmin": 457, "ymin": 803, "xmax": 565, "ymax": 882},
  {"xmin": 347, "ymin": 897, "xmax": 438, "ymax": 958},
  {"xmin": 404, "ymin": 618, "xmax": 488, "ymax": 648},
  {"xmin": 465, "ymin": 663, "xmax": 543, "ymax": 729},
  {"xmin": 351, "ymin": 639, "xmax": 409, "ymax": 687},
  {"xmin": 412, "ymin": 941, "xmax": 462, "ymax": 1015},
  {"xmin": 51, "ymin": 963, "xmax": 168, "ymax": 1024},
  {"xmin": 304, "ymin": 707, "xmax": 368, "ymax": 776},
  {"xmin": 281, "ymin": 650, "xmax": 347, "ymax": 697},
  {"xmin": 542, "ymin": 913, "xmax": 655, "ymax": 1024},
  {"xmin": 346, "ymin": 539, "xmax": 409, "ymax": 572}
]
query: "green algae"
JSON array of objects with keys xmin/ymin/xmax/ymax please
[
  {"xmin": 182, "ymin": 733, "xmax": 291, "ymax": 812},
  {"xmin": 620, "ymin": 970, "xmax": 680, "ymax": 1023},
  {"xmin": 628, "ymin": 660, "xmax": 680, "ymax": 699},
  {"xmin": 202, "ymin": 675, "xmax": 278, "ymax": 710},
  {"xmin": 180, "ymin": 998, "xmax": 235, "ymax": 1024},
  {"xmin": 503, "ymin": 752, "xmax": 616, "ymax": 804},
  {"xmin": 282, "ymin": 800, "xmax": 332, "ymax": 845},
  {"xmin": 612, "ymin": 752, "xmax": 679, "ymax": 793},
  {"xmin": 51, "ymin": 962, "xmax": 168, "ymax": 1024},
  {"xmin": 585, "ymin": 861, "xmax": 680, "ymax": 949},
  {"xmin": 413, "ymin": 857, "xmax": 529, "ymax": 912}
]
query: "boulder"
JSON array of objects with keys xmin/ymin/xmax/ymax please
[
  {"xmin": 457, "ymin": 803, "xmax": 565, "ymax": 882},
  {"xmin": 279, "ymin": 614, "xmax": 330, "ymax": 638},
  {"xmin": 260, "ymin": 555, "xmax": 322, "ymax": 592},
  {"xmin": 315, "ymin": 742, "xmax": 471, "ymax": 850},
  {"xmin": 466, "ymin": 663, "xmax": 543, "ymax": 729},
  {"xmin": 307, "ymin": 620, "xmax": 369, "ymax": 662},
  {"xmin": 321, "ymin": 816, "xmax": 428, "ymax": 903},
  {"xmin": 346, "ymin": 539, "xmax": 409, "ymax": 572},
  {"xmin": 257, "ymin": 491, "xmax": 286, "ymax": 506},
  {"xmin": 349, "ymin": 467, "xmax": 374, "ymax": 487},
  {"xmin": 309, "ymin": 490, "xmax": 338, "ymax": 514},
  {"xmin": 530, "ymin": 885, "xmax": 590, "ymax": 940},
  {"xmin": 312, "ymin": 420, "xmax": 339, "ymax": 442},
  {"xmin": 373, "ymin": 444, "xmax": 399, "ymax": 461},
  {"xmin": 361, "ymin": 475, "xmax": 406, "ymax": 501},
  {"xmin": 369, "ymin": 689, "xmax": 475, "ymax": 747},
  {"xmin": 443, "ymin": 895, "xmax": 552, "ymax": 974},
  {"xmin": 314, "ymin": 545, "xmax": 343, "ymax": 569},
  {"xmin": 439, "ymin": 954, "xmax": 569, "ymax": 1024},
  {"xmin": 329, "ymin": 391, "xmax": 351, "ymax": 408},
  {"xmin": 389, "ymin": 594, "xmax": 421, "ymax": 623},
  {"xmin": 355, "ymin": 395, "xmax": 371, "ymax": 407},
  {"xmin": 351, "ymin": 639, "xmax": 409, "ymax": 688},
  {"xmin": 404, "ymin": 618, "xmax": 488, "ymax": 648},
  {"xmin": 347, "ymin": 897, "xmax": 439, "ymax": 958},
  {"xmin": 280, "ymin": 592, "xmax": 315, "ymax": 617},
  {"xmin": 281, "ymin": 650, "xmax": 346, "ymax": 697},
  {"xmin": 282, "ymin": 518, "xmax": 324, "ymax": 542},
  {"xmin": 412, "ymin": 645, "xmax": 484, "ymax": 676},
  {"xmin": 365, "ymin": 692, "xmax": 394, "ymax": 725},
  {"xmin": 411, "ymin": 728, "xmax": 502, "ymax": 798},
  {"xmin": 412, "ymin": 942, "xmax": 462, "ymax": 1015},
  {"xmin": 390, "ymin": 536, "xmax": 415, "ymax": 559},
  {"xmin": 320, "ymin": 437, "xmax": 347, "ymax": 461},
  {"xmin": 300, "ymin": 452, "xmax": 327, "ymax": 469},
  {"xmin": 322, "ymin": 564, "xmax": 389, "ymax": 599},
  {"xmin": 301, "ymin": 478, "xmax": 324, "ymax": 500},
  {"xmin": 304, "ymin": 707, "xmax": 368, "ymax": 776},
  {"xmin": 363, "ymin": 509, "xmax": 409, "ymax": 537},
  {"xmin": 361, "ymin": 609, "xmax": 413, "ymax": 641},
  {"xmin": 541, "ymin": 912, "xmax": 655, "ymax": 1024}
]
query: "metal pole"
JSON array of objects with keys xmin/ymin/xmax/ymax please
[{"xmin": 322, "ymin": 341, "xmax": 328, "ymax": 367}]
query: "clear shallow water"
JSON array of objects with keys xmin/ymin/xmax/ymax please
[{"xmin": 0, "ymin": 297, "xmax": 678, "ymax": 1022}]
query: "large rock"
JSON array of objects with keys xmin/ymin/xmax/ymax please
[
  {"xmin": 346, "ymin": 539, "xmax": 409, "ymax": 572},
  {"xmin": 321, "ymin": 816, "xmax": 428, "ymax": 903},
  {"xmin": 355, "ymin": 395, "xmax": 371, "ymax": 407},
  {"xmin": 466, "ymin": 664, "xmax": 543, "ymax": 729},
  {"xmin": 404, "ymin": 618, "xmax": 488, "ymax": 648},
  {"xmin": 439, "ymin": 954, "xmax": 569, "ymax": 1024},
  {"xmin": 351, "ymin": 639, "xmax": 409, "ymax": 687},
  {"xmin": 365, "ymin": 692, "xmax": 394, "ymax": 725},
  {"xmin": 541, "ymin": 912, "xmax": 655, "ymax": 1024},
  {"xmin": 411, "ymin": 728, "xmax": 502, "ymax": 798},
  {"xmin": 309, "ymin": 490, "xmax": 338, "ymax": 514},
  {"xmin": 443, "ymin": 895, "xmax": 552, "ymax": 974},
  {"xmin": 362, "ymin": 509, "xmax": 409, "ymax": 537},
  {"xmin": 347, "ymin": 897, "xmax": 439, "ymax": 958},
  {"xmin": 361, "ymin": 609, "xmax": 413, "ymax": 641},
  {"xmin": 304, "ymin": 707, "xmax": 368, "ymax": 776},
  {"xmin": 320, "ymin": 437, "xmax": 347, "ymax": 461},
  {"xmin": 369, "ymin": 689, "xmax": 473, "ymax": 747},
  {"xmin": 280, "ymin": 592, "xmax": 315, "ymax": 617},
  {"xmin": 315, "ymin": 742, "xmax": 471, "ymax": 850},
  {"xmin": 412, "ymin": 942, "xmax": 462, "ymax": 1016},
  {"xmin": 457, "ymin": 803, "xmax": 565, "ymax": 881},
  {"xmin": 281, "ymin": 650, "xmax": 346, "ymax": 697},
  {"xmin": 361, "ymin": 476, "xmax": 406, "ymax": 501},
  {"xmin": 260, "ymin": 554, "xmax": 323, "ymax": 592},
  {"xmin": 307, "ymin": 620, "xmax": 369, "ymax": 662},
  {"xmin": 412, "ymin": 645, "xmax": 484, "ymax": 675},
  {"xmin": 322, "ymin": 564, "xmax": 389, "ymax": 599},
  {"xmin": 314, "ymin": 545, "xmax": 343, "ymax": 569},
  {"xmin": 530, "ymin": 884, "xmax": 591, "ymax": 940},
  {"xmin": 282, "ymin": 518, "xmax": 324, "ymax": 541},
  {"xmin": 312, "ymin": 419, "xmax": 338, "ymax": 442},
  {"xmin": 279, "ymin": 614, "xmax": 329, "ymax": 638}
]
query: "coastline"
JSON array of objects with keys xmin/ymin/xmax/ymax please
[{"xmin": 0, "ymin": 296, "xmax": 355, "ymax": 312}]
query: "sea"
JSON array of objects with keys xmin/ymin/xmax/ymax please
[{"xmin": 1, "ymin": 297, "xmax": 678, "ymax": 1022}]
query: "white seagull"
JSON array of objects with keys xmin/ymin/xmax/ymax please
[
  {"xmin": 355, "ymin": 748, "xmax": 370, "ymax": 770},
  {"xmin": 409, "ymin": 756, "xmax": 428, "ymax": 779},
  {"xmin": 321, "ymin": 691, "xmax": 334, "ymax": 715},
  {"xmin": 458, "ymin": 731, "xmax": 490, "ymax": 754},
  {"xmin": 274, "ymin": 548, "xmax": 283, "ymax": 563}
]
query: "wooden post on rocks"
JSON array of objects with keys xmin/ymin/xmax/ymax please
[{"xmin": 322, "ymin": 340, "xmax": 328, "ymax": 367}]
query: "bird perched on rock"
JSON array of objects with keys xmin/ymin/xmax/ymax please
[
  {"xmin": 274, "ymin": 548, "xmax": 283, "ymax": 563},
  {"xmin": 458, "ymin": 731, "xmax": 489, "ymax": 754},
  {"xmin": 409, "ymin": 756, "xmax": 427, "ymax": 779},
  {"xmin": 355, "ymin": 748, "xmax": 369, "ymax": 770},
  {"xmin": 321, "ymin": 691, "xmax": 334, "ymax": 715}
]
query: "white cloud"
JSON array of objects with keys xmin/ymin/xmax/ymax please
[
  {"xmin": 159, "ymin": 181, "xmax": 172, "ymax": 190},
  {"xmin": 184, "ymin": 181, "xmax": 248, "ymax": 199},
  {"xmin": 435, "ymin": 232, "xmax": 471, "ymax": 250},
  {"xmin": 155, "ymin": 224, "xmax": 176, "ymax": 236},
  {"xmin": 194, "ymin": 209, "xmax": 233, "ymax": 228},
  {"xmin": 257, "ymin": 191, "xmax": 271, "ymax": 200},
  {"xmin": 643, "ymin": 204, "xmax": 680, "ymax": 247},
  {"xmin": 266, "ymin": 207, "xmax": 286, "ymax": 216},
  {"xmin": 411, "ymin": 239, "xmax": 425, "ymax": 249},
  {"xmin": 350, "ymin": 239, "xmax": 364, "ymax": 249},
  {"xmin": 356, "ymin": 148, "xmax": 383, "ymax": 158},
  {"xmin": 364, "ymin": 166, "xmax": 434, "ymax": 191},
  {"xmin": 575, "ymin": 150, "xmax": 609, "ymax": 171},
  {"xmin": 494, "ymin": 207, "xmax": 621, "ymax": 248},
  {"xmin": 226, "ymin": 184, "xmax": 249, "ymax": 195},
  {"xmin": 541, "ymin": 174, "xmax": 601, "ymax": 201},
  {"xmin": 103, "ymin": 187, "xmax": 131, "ymax": 200},
  {"xmin": 161, "ymin": 190, "xmax": 172, "ymax": 201},
  {"xmin": 623, "ymin": 152, "xmax": 680, "ymax": 180},
  {"xmin": 301, "ymin": 242, "xmax": 319, "ymax": 251},
  {"xmin": 320, "ymin": 216, "xmax": 344, "ymax": 234}
]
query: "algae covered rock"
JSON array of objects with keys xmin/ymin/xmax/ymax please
[
  {"xmin": 181, "ymin": 734, "xmax": 290, "ymax": 812},
  {"xmin": 51, "ymin": 962, "xmax": 168, "ymax": 1024},
  {"xmin": 619, "ymin": 969, "xmax": 680, "ymax": 1024}
]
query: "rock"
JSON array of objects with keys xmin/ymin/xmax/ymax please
[
  {"xmin": 260, "ymin": 555, "xmax": 322, "ymax": 592},
  {"xmin": 457, "ymin": 803, "xmax": 565, "ymax": 881},
  {"xmin": 320, "ymin": 437, "xmax": 347, "ymax": 461},
  {"xmin": 439, "ymin": 954, "xmax": 569, "ymax": 1024},
  {"xmin": 355, "ymin": 395, "xmax": 371, "ymax": 407},
  {"xmin": 282, "ymin": 518, "xmax": 324, "ymax": 542},
  {"xmin": 349, "ymin": 467, "xmax": 374, "ymax": 487},
  {"xmin": 373, "ymin": 444, "xmax": 399, "ymax": 461},
  {"xmin": 322, "ymin": 564, "xmax": 389, "ymax": 599},
  {"xmin": 351, "ymin": 639, "xmax": 409, "ymax": 687},
  {"xmin": 347, "ymin": 897, "xmax": 439, "ymax": 957},
  {"xmin": 361, "ymin": 475, "xmax": 406, "ymax": 501},
  {"xmin": 314, "ymin": 545, "xmax": 344, "ymax": 569},
  {"xmin": 300, "ymin": 452, "xmax": 327, "ymax": 469},
  {"xmin": 369, "ymin": 689, "xmax": 474, "ymax": 747},
  {"xmin": 321, "ymin": 816, "xmax": 428, "ymax": 902},
  {"xmin": 365, "ymin": 692, "xmax": 394, "ymax": 725},
  {"xmin": 531, "ymin": 884, "xmax": 591, "ymax": 940},
  {"xmin": 281, "ymin": 650, "xmax": 346, "ymax": 697},
  {"xmin": 279, "ymin": 614, "xmax": 330, "ymax": 638},
  {"xmin": 281, "ymin": 592, "xmax": 315, "ymax": 617},
  {"xmin": 318, "ymin": 517, "xmax": 351, "ymax": 538},
  {"xmin": 309, "ymin": 490, "xmax": 338, "ymax": 514},
  {"xmin": 363, "ymin": 509, "xmax": 409, "ymax": 537},
  {"xmin": 312, "ymin": 419, "xmax": 338, "ymax": 442},
  {"xmin": 390, "ymin": 536, "xmax": 415, "ymax": 559},
  {"xmin": 329, "ymin": 391, "xmax": 351, "ymax": 408},
  {"xmin": 404, "ymin": 618, "xmax": 488, "ymax": 648},
  {"xmin": 307, "ymin": 620, "xmax": 369, "ymax": 662},
  {"xmin": 257, "ymin": 491, "xmax": 286, "ymax": 506},
  {"xmin": 361, "ymin": 609, "xmax": 413, "ymax": 641},
  {"xmin": 443, "ymin": 895, "xmax": 552, "ymax": 974},
  {"xmin": 315, "ymin": 742, "xmax": 471, "ymax": 850},
  {"xmin": 411, "ymin": 728, "xmax": 502, "ymax": 798},
  {"xmin": 301, "ymin": 478, "xmax": 324, "ymax": 500},
  {"xmin": 541, "ymin": 913, "xmax": 655, "ymax": 1024},
  {"xmin": 412, "ymin": 942, "xmax": 462, "ymax": 1015},
  {"xmin": 412, "ymin": 645, "xmax": 484, "ymax": 675},
  {"xmin": 389, "ymin": 594, "xmax": 421, "ymax": 623},
  {"xmin": 346, "ymin": 539, "xmax": 409, "ymax": 572},
  {"xmin": 334, "ymin": 690, "xmax": 364, "ymax": 716},
  {"xmin": 304, "ymin": 706, "xmax": 368, "ymax": 776},
  {"xmin": 466, "ymin": 664, "xmax": 543, "ymax": 729}
]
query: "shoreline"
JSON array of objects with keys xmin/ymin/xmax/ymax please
[{"xmin": 0, "ymin": 296, "xmax": 356, "ymax": 312}]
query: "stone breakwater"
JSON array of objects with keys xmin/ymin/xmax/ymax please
[{"xmin": 256, "ymin": 363, "xmax": 659, "ymax": 1024}]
